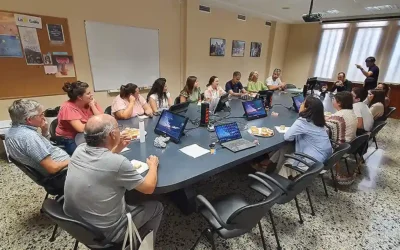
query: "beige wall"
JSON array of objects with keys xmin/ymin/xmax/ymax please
[
  {"xmin": 282, "ymin": 23, "xmax": 321, "ymax": 86},
  {"xmin": 267, "ymin": 22, "xmax": 289, "ymax": 76},
  {"xmin": 186, "ymin": 0, "xmax": 271, "ymax": 89}
]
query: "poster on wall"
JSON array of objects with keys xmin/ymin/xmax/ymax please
[
  {"xmin": 232, "ymin": 40, "xmax": 245, "ymax": 57},
  {"xmin": 210, "ymin": 38, "xmax": 226, "ymax": 56},
  {"xmin": 18, "ymin": 26, "xmax": 43, "ymax": 65},
  {"xmin": 52, "ymin": 55, "xmax": 76, "ymax": 78},
  {"xmin": 43, "ymin": 53, "xmax": 53, "ymax": 65},
  {"xmin": 47, "ymin": 24, "xmax": 65, "ymax": 44},
  {"xmin": 0, "ymin": 12, "xmax": 23, "ymax": 57},
  {"xmin": 14, "ymin": 14, "xmax": 42, "ymax": 29},
  {"xmin": 250, "ymin": 42, "xmax": 262, "ymax": 57}
]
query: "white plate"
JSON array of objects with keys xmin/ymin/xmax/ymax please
[{"xmin": 130, "ymin": 159, "xmax": 149, "ymax": 174}]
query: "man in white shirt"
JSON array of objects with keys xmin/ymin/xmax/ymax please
[
  {"xmin": 265, "ymin": 68, "xmax": 286, "ymax": 90},
  {"xmin": 352, "ymin": 87, "xmax": 374, "ymax": 132}
]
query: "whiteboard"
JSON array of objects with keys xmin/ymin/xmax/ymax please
[{"xmin": 85, "ymin": 21, "xmax": 160, "ymax": 91}]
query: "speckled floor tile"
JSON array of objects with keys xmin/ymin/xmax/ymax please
[{"xmin": 1, "ymin": 119, "xmax": 399, "ymax": 250}]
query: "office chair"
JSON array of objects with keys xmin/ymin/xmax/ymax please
[
  {"xmin": 191, "ymin": 174, "xmax": 282, "ymax": 250},
  {"xmin": 289, "ymin": 143, "xmax": 351, "ymax": 197},
  {"xmin": 341, "ymin": 134, "xmax": 370, "ymax": 175},
  {"xmin": 48, "ymin": 119, "xmax": 67, "ymax": 149},
  {"xmin": 251, "ymin": 155, "xmax": 324, "ymax": 224},
  {"xmin": 383, "ymin": 107, "xmax": 396, "ymax": 120},
  {"xmin": 42, "ymin": 197, "xmax": 144, "ymax": 250},
  {"xmin": 174, "ymin": 96, "xmax": 180, "ymax": 105},
  {"xmin": 104, "ymin": 106, "xmax": 112, "ymax": 115},
  {"xmin": 368, "ymin": 121, "xmax": 387, "ymax": 150}
]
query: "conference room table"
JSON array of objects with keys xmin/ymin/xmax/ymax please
[{"xmin": 76, "ymin": 92, "xmax": 299, "ymax": 214}]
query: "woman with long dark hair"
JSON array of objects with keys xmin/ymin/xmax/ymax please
[
  {"xmin": 179, "ymin": 76, "xmax": 201, "ymax": 103},
  {"xmin": 204, "ymin": 76, "xmax": 225, "ymax": 102},
  {"xmin": 376, "ymin": 83, "xmax": 390, "ymax": 107},
  {"xmin": 147, "ymin": 78, "xmax": 172, "ymax": 113},
  {"xmin": 365, "ymin": 89, "xmax": 385, "ymax": 120}
]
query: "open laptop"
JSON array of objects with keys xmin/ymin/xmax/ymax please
[
  {"xmin": 169, "ymin": 101, "xmax": 190, "ymax": 115},
  {"xmin": 154, "ymin": 110, "xmax": 189, "ymax": 143},
  {"xmin": 242, "ymin": 99, "xmax": 267, "ymax": 121},
  {"xmin": 215, "ymin": 122, "xmax": 256, "ymax": 153},
  {"xmin": 292, "ymin": 94, "xmax": 304, "ymax": 113},
  {"xmin": 257, "ymin": 90, "xmax": 274, "ymax": 108},
  {"xmin": 214, "ymin": 93, "xmax": 230, "ymax": 114}
]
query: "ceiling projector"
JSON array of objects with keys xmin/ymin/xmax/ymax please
[{"xmin": 302, "ymin": 0, "xmax": 322, "ymax": 22}]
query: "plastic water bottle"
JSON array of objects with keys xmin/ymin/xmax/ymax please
[
  {"xmin": 323, "ymin": 93, "xmax": 335, "ymax": 114},
  {"xmin": 139, "ymin": 119, "xmax": 145, "ymax": 143}
]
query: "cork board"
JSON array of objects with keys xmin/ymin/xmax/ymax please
[{"xmin": 0, "ymin": 10, "xmax": 76, "ymax": 99}]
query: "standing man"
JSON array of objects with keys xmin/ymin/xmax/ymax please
[
  {"xmin": 356, "ymin": 56, "xmax": 380, "ymax": 91},
  {"xmin": 225, "ymin": 71, "xmax": 247, "ymax": 97},
  {"xmin": 331, "ymin": 72, "xmax": 352, "ymax": 92}
]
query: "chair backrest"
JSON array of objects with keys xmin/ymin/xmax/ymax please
[
  {"xmin": 174, "ymin": 96, "xmax": 180, "ymax": 105},
  {"xmin": 348, "ymin": 134, "xmax": 370, "ymax": 155},
  {"xmin": 49, "ymin": 118, "xmax": 58, "ymax": 138},
  {"xmin": 10, "ymin": 157, "xmax": 45, "ymax": 186},
  {"xmin": 42, "ymin": 199, "xmax": 109, "ymax": 248},
  {"xmin": 44, "ymin": 106, "xmax": 60, "ymax": 117},
  {"xmin": 104, "ymin": 106, "xmax": 112, "ymax": 115},
  {"xmin": 369, "ymin": 121, "xmax": 387, "ymax": 141},
  {"xmin": 324, "ymin": 143, "xmax": 351, "ymax": 170},
  {"xmin": 385, "ymin": 107, "xmax": 396, "ymax": 120}
]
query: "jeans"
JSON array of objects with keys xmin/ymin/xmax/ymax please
[{"xmin": 60, "ymin": 138, "xmax": 77, "ymax": 155}]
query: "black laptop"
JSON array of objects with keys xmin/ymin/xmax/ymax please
[{"xmin": 242, "ymin": 99, "xmax": 268, "ymax": 121}]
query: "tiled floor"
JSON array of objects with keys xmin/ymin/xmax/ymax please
[{"xmin": 1, "ymin": 119, "xmax": 399, "ymax": 250}]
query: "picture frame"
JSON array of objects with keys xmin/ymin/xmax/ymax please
[
  {"xmin": 232, "ymin": 40, "xmax": 245, "ymax": 57},
  {"xmin": 210, "ymin": 38, "xmax": 226, "ymax": 56},
  {"xmin": 250, "ymin": 42, "xmax": 262, "ymax": 57}
]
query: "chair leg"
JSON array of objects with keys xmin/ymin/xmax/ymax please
[
  {"xmin": 269, "ymin": 211, "xmax": 282, "ymax": 250},
  {"xmin": 206, "ymin": 229, "xmax": 216, "ymax": 250},
  {"xmin": 344, "ymin": 158, "xmax": 351, "ymax": 175},
  {"xmin": 320, "ymin": 175, "xmax": 328, "ymax": 197},
  {"xmin": 330, "ymin": 167, "xmax": 338, "ymax": 192},
  {"xmin": 49, "ymin": 224, "xmax": 58, "ymax": 242},
  {"xmin": 305, "ymin": 188, "xmax": 316, "ymax": 216},
  {"xmin": 190, "ymin": 229, "xmax": 207, "ymax": 250},
  {"xmin": 373, "ymin": 137, "xmax": 378, "ymax": 149},
  {"xmin": 354, "ymin": 154, "xmax": 361, "ymax": 174},
  {"xmin": 73, "ymin": 240, "xmax": 79, "ymax": 250},
  {"xmin": 258, "ymin": 221, "xmax": 267, "ymax": 250},
  {"xmin": 294, "ymin": 196, "xmax": 304, "ymax": 224}
]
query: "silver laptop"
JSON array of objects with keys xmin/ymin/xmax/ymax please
[{"xmin": 215, "ymin": 122, "xmax": 256, "ymax": 153}]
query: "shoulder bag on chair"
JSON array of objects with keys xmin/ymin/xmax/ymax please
[{"xmin": 122, "ymin": 213, "xmax": 154, "ymax": 250}]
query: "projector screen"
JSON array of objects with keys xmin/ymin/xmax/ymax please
[{"xmin": 85, "ymin": 21, "xmax": 160, "ymax": 91}]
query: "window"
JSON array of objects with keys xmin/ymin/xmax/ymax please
[
  {"xmin": 314, "ymin": 24, "xmax": 348, "ymax": 79},
  {"xmin": 347, "ymin": 21, "xmax": 388, "ymax": 82},
  {"xmin": 385, "ymin": 32, "xmax": 400, "ymax": 83}
]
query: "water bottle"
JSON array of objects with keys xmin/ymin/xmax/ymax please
[
  {"xmin": 139, "ymin": 119, "xmax": 145, "ymax": 143},
  {"xmin": 323, "ymin": 92, "xmax": 335, "ymax": 114}
]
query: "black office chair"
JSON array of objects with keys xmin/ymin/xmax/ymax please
[
  {"xmin": 174, "ymin": 96, "xmax": 180, "ymax": 105},
  {"xmin": 290, "ymin": 143, "xmax": 351, "ymax": 197},
  {"xmin": 42, "ymin": 197, "xmax": 144, "ymax": 249},
  {"xmin": 383, "ymin": 107, "xmax": 396, "ymax": 121},
  {"xmin": 342, "ymin": 134, "xmax": 370, "ymax": 175},
  {"xmin": 200, "ymin": 93, "xmax": 205, "ymax": 101},
  {"xmin": 9, "ymin": 157, "xmax": 66, "ymax": 201},
  {"xmin": 368, "ymin": 121, "xmax": 387, "ymax": 150},
  {"xmin": 104, "ymin": 106, "xmax": 112, "ymax": 115},
  {"xmin": 251, "ymin": 155, "xmax": 324, "ymax": 224},
  {"xmin": 191, "ymin": 174, "xmax": 282, "ymax": 250},
  {"xmin": 44, "ymin": 106, "xmax": 60, "ymax": 117}
]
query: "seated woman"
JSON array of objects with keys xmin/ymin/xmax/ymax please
[
  {"xmin": 180, "ymin": 76, "xmax": 201, "ymax": 103},
  {"xmin": 376, "ymin": 83, "xmax": 391, "ymax": 107},
  {"xmin": 325, "ymin": 91, "xmax": 357, "ymax": 184},
  {"xmin": 112, "ymin": 83, "xmax": 153, "ymax": 119},
  {"xmin": 247, "ymin": 71, "xmax": 268, "ymax": 93},
  {"xmin": 264, "ymin": 96, "xmax": 332, "ymax": 178},
  {"xmin": 204, "ymin": 76, "xmax": 226, "ymax": 102},
  {"xmin": 147, "ymin": 78, "xmax": 172, "ymax": 113},
  {"xmin": 364, "ymin": 89, "xmax": 385, "ymax": 120},
  {"xmin": 56, "ymin": 81, "xmax": 103, "ymax": 155}
]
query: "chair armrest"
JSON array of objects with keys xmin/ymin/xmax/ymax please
[
  {"xmin": 285, "ymin": 164, "xmax": 306, "ymax": 174},
  {"xmin": 196, "ymin": 195, "xmax": 230, "ymax": 229},
  {"xmin": 254, "ymin": 172, "xmax": 288, "ymax": 195},
  {"xmin": 248, "ymin": 174, "xmax": 274, "ymax": 192},
  {"xmin": 107, "ymin": 205, "xmax": 144, "ymax": 242},
  {"xmin": 293, "ymin": 152, "xmax": 318, "ymax": 163},
  {"xmin": 56, "ymin": 195, "xmax": 64, "ymax": 203},
  {"xmin": 284, "ymin": 154, "xmax": 313, "ymax": 168}
]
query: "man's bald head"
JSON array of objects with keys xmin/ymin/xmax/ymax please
[{"xmin": 84, "ymin": 114, "xmax": 118, "ymax": 147}]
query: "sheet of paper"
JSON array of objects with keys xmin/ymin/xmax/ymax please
[
  {"xmin": 180, "ymin": 144, "xmax": 209, "ymax": 158},
  {"xmin": 120, "ymin": 147, "xmax": 130, "ymax": 153},
  {"xmin": 130, "ymin": 159, "xmax": 149, "ymax": 174},
  {"xmin": 275, "ymin": 126, "xmax": 290, "ymax": 134},
  {"xmin": 44, "ymin": 65, "xmax": 57, "ymax": 74},
  {"xmin": 138, "ymin": 115, "xmax": 149, "ymax": 119}
]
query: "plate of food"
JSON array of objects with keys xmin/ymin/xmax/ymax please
[
  {"xmin": 122, "ymin": 128, "xmax": 147, "ymax": 140},
  {"xmin": 248, "ymin": 126, "xmax": 274, "ymax": 137},
  {"xmin": 130, "ymin": 159, "xmax": 149, "ymax": 174}
]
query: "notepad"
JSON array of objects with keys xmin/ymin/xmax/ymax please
[
  {"xmin": 275, "ymin": 126, "xmax": 290, "ymax": 133},
  {"xmin": 180, "ymin": 144, "xmax": 209, "ymax": 158},
  {"xmin": 130, "ymin": 159, "xmax": 149, "ymax": 174}
]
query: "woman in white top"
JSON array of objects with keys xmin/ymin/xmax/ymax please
[
  {"xmin": 147, "ymin": 78, "xmax": 172, "ymax": 113},
  {"xmin": 204, "ymin": 76, "xmax": 226, "ymax": 102}
]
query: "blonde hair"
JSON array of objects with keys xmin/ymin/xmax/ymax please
[{"xmin": 248, "ymin": 71, "xmax": 258, "ymax": 81}]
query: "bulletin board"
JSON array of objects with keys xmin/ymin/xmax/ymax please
[{"xmin": 0, "ymin": 10, "xmax": 76, "ymax": 99}]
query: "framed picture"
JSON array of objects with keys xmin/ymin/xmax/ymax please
[
  {"xmin": 232, "ymin": 40, "xmax": 245, "ymax": 57},
  {"xmin": 250, "ymin": 42, "xmax": 262, "ymax": 57},
  {"xmin": 210, "ymin": 38, "xmax": 226, "ymax": 56}
]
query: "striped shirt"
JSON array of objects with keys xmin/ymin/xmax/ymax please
[
  {"xmin": 5, "ymin": 125, "xmax": 69, "ymax": 176},
  {"xmin": 325, "ymin": 109, "xmax": 357, "ymax": 144}
]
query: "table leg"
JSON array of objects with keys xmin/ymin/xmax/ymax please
[{"xmin": 169, "ymin": 187, "xmax": 197, "ymax": 215}]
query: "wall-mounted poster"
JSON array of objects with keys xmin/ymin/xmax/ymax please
[
  {"xmin": 52, "ymin": 55, "xmax": 76, "ymax": 78},
  {"xmin": 232, "ymin": 40, "xmax": 245, "ymax": 57},
  {"xmin": 47, "ymin": 24, "xmax": 65, "ymax": 44},
  {"xmin": 43, "ymin": 53, "xmax": 52, "ymax": 65},
  {"xmin": 0, "ymin": 12, "xmax": 23, "ymax": 57},
  {"xmin": 250, "ymin": 42, "xmax": 262, "ymax": 57},
  {"xmin": 18, "ymin": 26, "xmax": 43, "ymax": 65},
  {"xmin": 210, "ymin": 38, "xmax": 226, "ymax": 56},
  {"xmin": 14, "ymin": 14, "xmax": 42, "ymax": 29}
]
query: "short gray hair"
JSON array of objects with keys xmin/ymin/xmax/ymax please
[
  {"xmin": 9, "ymin": 99, "xmax": 43, "ymax": 125},
  {"xmin": 84, "ymin": 119, "xmax": 115, "ymax": 147}
]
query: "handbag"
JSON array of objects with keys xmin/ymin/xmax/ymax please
[{"xmin": 122, "ymin": 213, "xmax": 154, "ymax": 250}]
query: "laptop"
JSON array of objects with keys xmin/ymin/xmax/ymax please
[
  {"xmin": 214, "ymin": 93, "xmax": 230, "ymax": 114},
  {"xmin": 242, "ymin": 99, "xmax": 267, "ymax": 121},
  {"xmin": 215, "ymin": 122, "xmax": 256, "ymax": 153},
  {"xmin": 154, "ymin": 110, "xmax": 189, "ymax": 143},
  {"xmin": 169, "ymin": 101, "xmax": 190, "ymax": 115},
  {"xmin": 257, "ymin": 90, "xmax": 274, "ymax": 108},
  {"xmin": 292, "ymin": 94, "xmax": 304, "ymax": 113}
]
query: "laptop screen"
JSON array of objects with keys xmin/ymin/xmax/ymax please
[
  {"xmin": 215, "ymin": 122, "xmax": 242, "ymax": 143},
  {"xmin": 243, "ymin": 99, "xmax": 267, "ymax": 118},
  {"xmin": 292, "ymin": 95, "xmax": 304, "ymax": 112},
  {"xmin": 155, "ymin": 110, "xmax": 187, "ymax": 142}
]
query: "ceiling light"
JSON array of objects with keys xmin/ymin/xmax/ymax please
[{"xmin": 365, "ymin": 5, "xmax": 398, "ymax": 12}]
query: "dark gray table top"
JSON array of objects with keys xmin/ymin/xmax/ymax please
[{"xmin": 76, "ymin": 92, "xmax": 299, "ymax": 194}]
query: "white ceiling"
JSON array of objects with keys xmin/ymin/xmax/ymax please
[{"xmin": 199, "ymin": 0, "xmax": 400, "ymax": 23}]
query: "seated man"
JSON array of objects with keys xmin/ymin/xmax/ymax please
[
  {"xmin": 352, "ymin": 87, "xmax": 374, "ymax": 132},
  {"xmin": 331, "ymin": 72, "xmax": 352, "ymax": 92},
  {"xmin": 265, "ymin": 68, "xmax": 286, "ymax": 91},
  {"xmin": 63, "ymin": 114, "xmax": 163, "ymax": 243},
  {"xmin": 225, "ymin": 71, "xmax": 247, "ymax": 97},
  {"xmin": 5, "ymin": 99, "xmax": 69, "ymax": 177}
]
